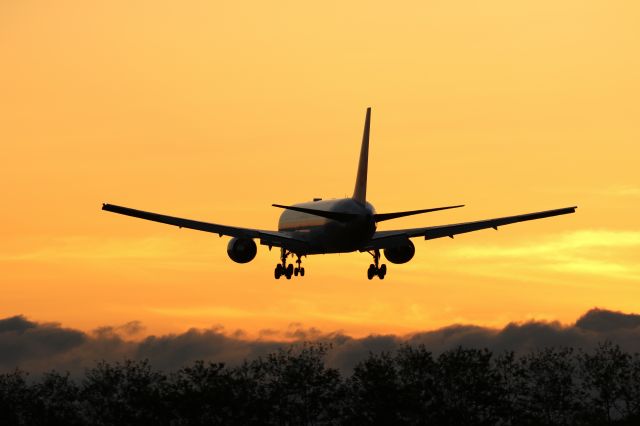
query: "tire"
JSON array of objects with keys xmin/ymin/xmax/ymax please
[
  {"xmin": 274, "ymin": 266, "xmax": 282, "ymax": 280},
  {"xmin": 294, "ymin": 268, "xmax": 299, "ymax": 276},
  {"xmin": 367, "ymin": 268, "xmax": 375, "ymax": 280},
  {"xmin": 300, "ymin": 268, "xmax": 305, "ymax": 277},
  {"xmin": 379, "ymin": 264, "xmax": 387, "ymax": 279},
  {"xmin": 287, "ymin": 264, "xmax": 294, "ymax": 276}
]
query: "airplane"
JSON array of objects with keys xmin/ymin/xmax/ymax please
[{"xmin": 102, "ymin": 107, "xmax": 576, "ymax": 280}]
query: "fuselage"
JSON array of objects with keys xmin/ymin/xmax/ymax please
[{"xmin": 278, "ymin": 198, "xmax": 376, "ymax": 254}]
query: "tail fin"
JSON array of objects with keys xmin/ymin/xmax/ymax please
[{"xmin": 352, "ymin": 107, "xmax": 371, "ymax": 204}]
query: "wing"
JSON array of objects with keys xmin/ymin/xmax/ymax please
[
  {"xmin": 365, "ymin": 206, "xmax": 577, "ymax": 249},
  {"xmin": 102, "ymin": 203, "xmax": 308, "ymax": 251}
]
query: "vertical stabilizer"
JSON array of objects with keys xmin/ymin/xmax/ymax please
[{"xmin": 352, "ymin": 107, "xmax": 371, "ymax": 204}]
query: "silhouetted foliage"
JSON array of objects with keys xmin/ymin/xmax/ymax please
[
  {"xmin": 347, "ymin": 351, "xmax": 400, "ymax": 424},
  {"xmin": 30, "ymin": 371, "xmax": 82, "ymax": 425},
  {"xmin": 0, "ymin": 370, "xmax": 31, "ymax": 425},
  {"xmin": 81, "ymin": 359, "xmax": 168, "ymax": 425},
  {"xmin": 4, "ymin": 343, "xmax": 640, "ymax": 425}
]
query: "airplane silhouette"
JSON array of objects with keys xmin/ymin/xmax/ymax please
[{"xmin": 103, "ymin": 108, "xmax": 576, "ymax": 280}]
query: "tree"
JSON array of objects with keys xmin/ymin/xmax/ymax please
[
  {"xmin": 580, "ymin": 341, "xmax": 632, "ymax": 424},
  {"xmin": 247, "ymin": 343, "xmax": 342, "ymax": 425},
  {"xmin": 394, "ymin": 344, "xmax": 438, "ymax": 424},
  {"xmin": 492, "ymin": 350, "xmax": 527, "ymax": 425},
  {"xmin": 346, "ymin": 351, "xmax": 400, "ymax": 424},
  {"xmin": 80, "ymin": 359, "xmax": 169, "ymax": 425},
  {"xmin": 0, "ymin": 369, "xmax": 31, "ymax": 425},
  {"xmin": 432, "ymin": 347, "xmax": 502, "ymax": 426},
  {"xmin": 520, "ymin": 347, "xmax": 585, "ymax": 425},
  {"xmin": 29, "ymin": 371, "xmax": 82, "ymax": 425},
  {"xmin": 170, "ymin": 360, "xmax": 262, "ymax": 425}
]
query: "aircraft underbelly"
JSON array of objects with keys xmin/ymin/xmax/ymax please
[{"xmin": 291, "ymin": 221, "xmax": 373, "ymax": 254}]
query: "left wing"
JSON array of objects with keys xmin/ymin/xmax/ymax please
[
  {"xmin": 365, "ymin": 206, "xmax": 577, "ymax": 249},
  {"xmin": 102, "ymin": 203, "xmax": 308, "ymax": 251}
]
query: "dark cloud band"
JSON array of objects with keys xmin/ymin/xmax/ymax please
[{"xmin": 2, "ymin": 308, "xmax": 639, "ymax": 376}]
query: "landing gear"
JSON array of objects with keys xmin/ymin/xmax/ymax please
[
  {"xmin": 294, "ymin": 255, "xmax": 305, "ymax": 277},
  {"xmin": 366, "ymin": 249, "xmax": 387, "ymax": 280},
  {"xmin": 274, "ymin": 250, "xmax": 305, "ymax": 280}
]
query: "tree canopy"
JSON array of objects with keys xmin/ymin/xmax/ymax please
[{"xmin": 2, "ymin": 342, "xmax": 640, "ymax": 425}]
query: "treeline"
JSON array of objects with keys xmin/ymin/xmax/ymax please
[{"xmin": 2, "ymin": 342, "xmax": 640, "ymax": 425}]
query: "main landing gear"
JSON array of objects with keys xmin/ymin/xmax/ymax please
[
  {"xmin": 274, "ymin": 249, "xmax": 305, "ymax": 280},
  {"xmin": 367, "ymin": 249, "xmax": 387, "ymax": 280}
]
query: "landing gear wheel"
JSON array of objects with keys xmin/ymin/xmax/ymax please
[
  {"xmin": 300, "ymin": 267, "xmax": 305, "ymax": 277},
  {"xmin": 378, "ymin": 264, "xmax": 387, "ymax": 279},
  {"xmin": 286, "ymin": 264, "xmax": 294, "ymax": 279},
  {"xmin": 294, "ymin": 267, "xmax": 299, "ymax": 276},
  {"xmin": 367, "ymin": 264, "xmax": 376, "ymax": 280},
  {"xmin": 274, "ymin": 264, "xmax": 283, "ymax": 280}
]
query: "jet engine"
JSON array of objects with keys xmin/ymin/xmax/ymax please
[
  {"xmin": 227, "ymin": 238, "xmax": 257, "ymax": 263},
  {"xmin": 383, "ymin": 240, "xmax": 415, "ymax": 264}
]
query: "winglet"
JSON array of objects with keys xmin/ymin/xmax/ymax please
[{"xmin": 352, "ymin": 107, "xmax": 371, "ymax": 204}]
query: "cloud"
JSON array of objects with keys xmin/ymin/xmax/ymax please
[
  {"xmin": 603, "ymin": 185, "xmax": 640, "ymax": 198},
  {"xmin": 0, "ymin": 235, "xmax": 217, "ymax": 266},
  {"xmin": 452, "ymin": 230, "xmax": 640, "ymax": 259},
  {"xmin": 575, "ymin": 308, "xmax": 640, "ymax": 332},
  {"xmin": 92, "ymin": 321, "xmax": 145, "ymax": 338},
  {"xmin": 3, "ymin": 308, "xmax": 640, "ymax": 376},
  {"xmin": 0, "ymin": 315, "xmax": 86, "ymax": 366},
  {"xmin": 448, "ymin": 230, "xmax": 640, "ymax": 281}
]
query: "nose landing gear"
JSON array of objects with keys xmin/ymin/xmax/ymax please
[
  {"xmin": 274, "ymin": 250, "xmax": 305, "ymax": 280},
  {"xmin": 367, "ymin": 249, "xmax": 387, "ymax": 280}
]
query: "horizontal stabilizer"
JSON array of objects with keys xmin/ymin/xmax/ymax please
[
  {"xmin": 374, "ymin": 204, "xmax": 465, "ymax": 222},
  {"xmin": 272, "ymin": 204, "xmax": 358, "ymax": 222}
]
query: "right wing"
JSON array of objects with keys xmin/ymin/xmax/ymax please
[
  {"xmin": 102, "ymin": 203, "xmax": 308, "ymax": 251},
  {"xmin": 365, "ymin": 206, "xmax": 577, "ymax": 249}
]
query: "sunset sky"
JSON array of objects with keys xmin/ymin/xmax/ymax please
[{"xmin": 1, "ymin": 0, "xmax": 639, "ymax": 339}]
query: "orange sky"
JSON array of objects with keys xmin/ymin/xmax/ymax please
[{"xmin": 1, "ymin": 0, "xmax": 639, "ymax": 338}]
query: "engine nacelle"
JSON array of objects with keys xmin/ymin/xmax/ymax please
[
  {"xmin": 227, "ymin": 238, "xmax": 257, "ymax": 263},
  {"xmin": 383, "ymin": 240, "xmax": 415, "ymax": 264}
]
